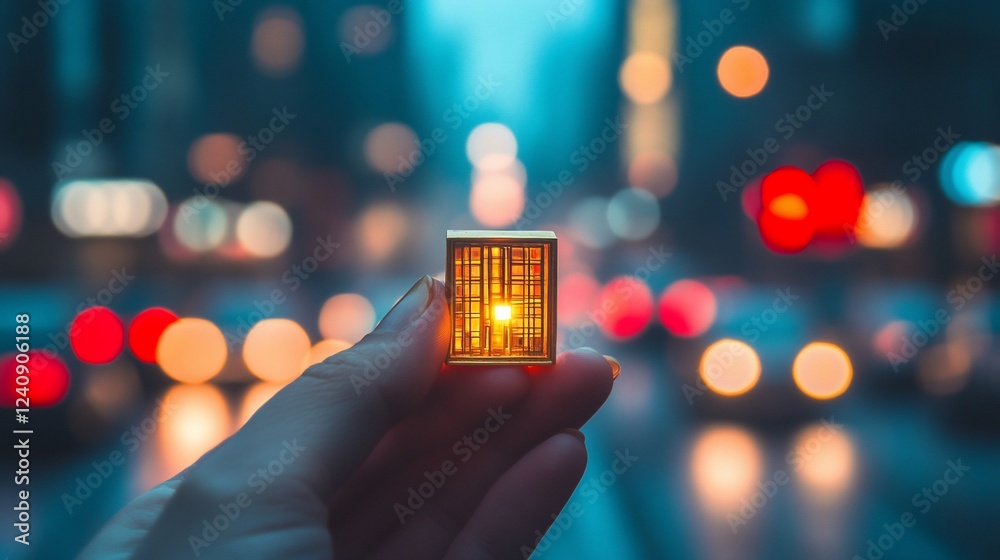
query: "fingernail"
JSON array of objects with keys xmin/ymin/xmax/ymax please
[
  {"xmin": 374, "ymin": 276, "xmax": 433, "ymax": 333},
  {"xmin": 603, "ymin": 355, "xmax": 621, "ymax": 380},
  {"xmin": 561, "ymin": 428, "xmax": 586, "ymax": 444}
]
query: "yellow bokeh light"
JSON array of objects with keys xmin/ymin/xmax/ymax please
[
  {"xmin": 319, "ymin": 293, "xmax": 375, "ymax": 343},
  {"xmin": 792, "ymin": 423, "xmax": 855, "ymax": 496},
  {"xmin": 793, "ymin": 342, "xmax": 853, "ymax": 400},
  {"xmin": 243, "ymin": 318, "xmax": 311, "ymax": 383},
  {"xmin": 494, "ymin": 304, "xmax": 512, "ymax": 321},
  {"xmin": 855, "ymin": 184, "xmax": 918, "ymax": 249},
  {"xmin": 157, "ymin": 384, "xmax": 231, "ymax": 478},
  {"xmin": 717, "ymin": 46, "xmax": 769, "ymax": 98},
  {"xmin": 699, "ymin": 339, "xmax": 761, "ymax": 396},
  {"xmin": 308, "ymin": 339, "xmax": 352, "ymax": 366},
  {"xmin": 619, "ymin": 51, "xmax": 672, "ymax": 104},
  {"xmin": 156, "ymin": 318, "xmax": 228, "ymax": 383},
  {"xmin": 690, "ymin": 425, "xmax": 763, "ymax": 513}
]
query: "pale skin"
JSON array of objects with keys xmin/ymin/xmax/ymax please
[{"xmin": 81, "ymin": 277, "xmax": 614, "ymax": 559}]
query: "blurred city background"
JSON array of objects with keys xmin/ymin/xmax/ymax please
[{"xmin": 2, "ymin": 0, "xmax": 1000, "ymax": 558}]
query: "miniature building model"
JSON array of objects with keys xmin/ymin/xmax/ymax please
[{"xmin": 446, "ymin": 230, "xmax": 557, "ymax": 365}]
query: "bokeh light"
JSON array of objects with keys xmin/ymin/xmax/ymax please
[
  {"xmin": 238, "ymin": 382, "xmax": 285, "ymax": 427},
  {"xmin": 128, "ymin": 307, "xmax": 179, "ymax": 363},
  {"xmin": 319, "ymin": 293, "xmax": 376, "ymax": 343},
  {"xmin": 855, "ymin": 184, "xmax": 918, "ymax": 248},
  {"xmin": 356, "ymin": 202, "xmax": 409, "ymax": 265},
  {"xmin": 173, "ymin": 198, "xmax": 228, "ymax": 252},
  {"xmin": 699, "ymin": 339, "xmax": 761, "ymax": 396},
  {"xmin": 717, "ymin": 46, "xmax": 769, "ymax": 98},
  {"xmin": 470, "ymin": 172, "xmax": 525, "ymax": 227},
  {"xmin": 0, "ymin": 178, "xmax": 23, "ymax": 249},
  {"xmin": 235, "ymin": 201, "xmax": 293, "ymax": 258},
  {"xmin": 363, "ymin": 122, "xmax": 418, "ymax": 174},
  {"xmin": 337, "ymin": 4, "xmax": 396, "ymax": 57},
  {"xmin": 0, "ymin": 351, "xmax": 70, "ymax": 407},
  {"xmin": 51, "ymin": 179, "xmax": 168, "ymax": 238},
  {"xmin": 939, "ymin": 141, "xmax": 1000, "ymax": 206},
  {"xmin": 157, "ymin": 318, "xmax": 228, "ymax": 383},
  {"xmin": 251, "ymin": 6, "xmax": 304, "ymax": 77},
  {"xmin": 793, "ymin": 342, "xmax": 853, "ymax": 399},
  {"xmin": 187, "ymin": 133, "xmax": 245, "ymax": 184},
  {"xmin": 659, "ymin": 280, "xmax": 717, "ymax": 338},
  {"xmin": 628, "ymin": 151, "xmax": 677, "ymax": 198},
  {"xmin": 917, "ymin": 342, "xmax": 971, "ymax": 395},
  {"xmin": 558, "ymin": 273, "xmax": 601, "ymax": 325},
  {"xmin": 156, "ymin": 384, "xmax": 231, "ymax": 478},
  {"xmin": 568, "ymin": 197, "xmax": 615, "ymax": 249},
  {"xmin": 70, "ymin": 307, "xmax": 125, "ymax": 364},
  {"xmin": 466, "ymin": 123, "xmax": 518, "ymax": 171},
  {"xmin": 243, "ymin": 318, "xmax": 311, "ymax": 383},
  {"xmin": 792, "ymin": 423, "xmax": 855, "ymax": 496},
  {"xmin": 607, "ymin": 187, "xmax": 661, "ymax": 240},
  {"xmin": 308, "ymin": 339, "xmax": 352, "ymax": 366},
  {"xmin": 619, "ymin": 51, "xmax": 671, "ymax": 104},
  {"xmin": 596, "ymin": 276, "xmax": 654, "ymax": 339},
  {"xmin": 690, "ymin": 425, "xmax": 763, "ymax": 513}
]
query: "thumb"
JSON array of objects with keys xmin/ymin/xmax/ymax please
[{"xmin": 194, "ymin": 275, "xmax": 448, "ymax": 498}]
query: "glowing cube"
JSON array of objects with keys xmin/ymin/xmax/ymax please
[{"xmin": 446, "ymin": 230, "xmax": 557, "ymax": 365}]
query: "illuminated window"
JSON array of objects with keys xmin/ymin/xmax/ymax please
[{"xmin": 446, "ymin": 230, "xmax": 557, "ymax": 365}]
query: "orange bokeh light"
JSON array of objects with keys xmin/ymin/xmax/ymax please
[
  {"xmin": 717, "ymin": 46, "xmax": 769, "ymax": 98},
  {"xmin": 157, "ymin": 318, "xmax": 228, "ymax": 383}
]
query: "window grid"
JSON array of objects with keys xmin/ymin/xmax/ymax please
[{"xmin": 452, "ymin": 242, "xmax": 549, "ymax": 358}]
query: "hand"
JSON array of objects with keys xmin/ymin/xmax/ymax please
[{"xmin": 81, "ymin": 276, "xmax": 615, "ymax": 559}]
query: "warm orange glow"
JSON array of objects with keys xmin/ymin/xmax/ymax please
[
  {"xmin": 792, "ymin": 423, "xmax": 855, "ymax": 496},
  {"xmin": 308, "ymin": 339, "xmax": 352, "ymax": 366},
  {"xmin": 156, "ymin": 318, "xmax": 228, "ymax": 383},
  {"xmin": 237, "ymin": 382, "xmax": 285, "ymax": 427},
  {"xmin": 356, "ymin": 202, "xmax": 409, "ymax": 265},
  {"xmin": 717, "ymin": 46, "xmax": 769, "ymax": 98},
  {"xmin": 769, "ymin": 193, "xmax": 809, "ymax": 220},
  {"xmin": 494, "ymin": 304, "xmax": 512, "ymax": 321},
  {"xmin": 690, "ymin": 425, "xmax": 763, "ymax": 513},
  {"xmin": 699, "ymin": 339, "xmax": 761, "ymax": 396},
  {"xmin": 155, "ymin": 384, "xmax": 231, "ymax": 479},
  {"xmin": 793, "ymin": 342, "xmax": 853, "ymax": 399},
  {"xmin": 243, "ymin": 319, "xmax": 311, "ymax": 383},
  {"xmin": 470, "ymin": 173, "xmax": 525, "ymax": 228},
  {"xmin": 319, "ymin": 294, "xmax": 375, "ymax": 343},
  {"xmin": 619, "ymin": 51, "xmax": 671, "ymax": 104},
  {"xmin": 447, "ymin": 231, "xmax": 556, "ymax": 364}
]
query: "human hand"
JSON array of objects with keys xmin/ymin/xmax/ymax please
[{"xmin": 81, "ymin": 276, "xmax": 615, "ymax": 559}]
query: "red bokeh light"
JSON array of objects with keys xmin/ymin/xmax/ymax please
[
  {"xmin": 0, "ymin": 178, "xmax": 23, "ymax": 250},
  {"xmin": 757, "ymin": 160, "xmax": 864, "ymax": 254},
  {"xmin": 658, "ymin": 280, "xmax": 717, "ymax": 338},
  {"xmin": 70, "ymin": 307, "xmax": 125, "ymax": 364},
  {"xmin": 596, "ymin": 276, "xmax": 654, "ymax": 339},
  {"xmin": 128, "ymin": 307, "xmax": 179, "ymax": 363},
  {"xmin": 0, "ymin": 351, "xmax": 71, "ymax": 407}
]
